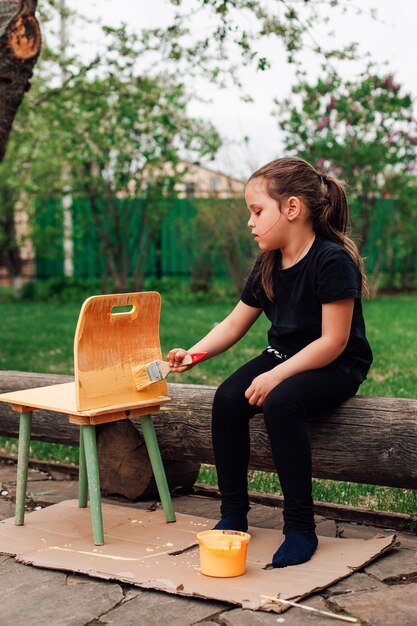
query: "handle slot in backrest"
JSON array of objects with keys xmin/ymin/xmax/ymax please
[{"xmin": 110, "ymin": 304, "xmax": 136, "ymax": 316}]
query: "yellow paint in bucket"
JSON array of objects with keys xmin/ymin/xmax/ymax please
[{"xmin": 197, "ymin": 530, "xmax": 251, "ymax": 577}]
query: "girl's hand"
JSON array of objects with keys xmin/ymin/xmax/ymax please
[
  {"xmin": 166, "ymin": 348, "xmax": 193, "ymax": 373},
  {"xmin": 245, "ymin": 369, "xmax": 281, "ymax": 407}
]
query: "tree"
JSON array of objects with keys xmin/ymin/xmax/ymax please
[
  {"xmin": 275, "ymin": 67, "xmax": 417, "ymax": 291},
  {"xmin": 0, "ymin": 0, "xmax": 365, "ymax": 162},
  {"xmin": 180, "ymin": 197, "xmax": 254, "ymax": 295},
  {"xmin": 4, "ymin": 26, "xmax": 221, "ymax": 292},
  {"xmin": 0, "ymin": 0, "xmax": 41, "ymax": 160},
  {"xmin": 139, "ymin": 0, "xmax": 360, "ymax": 90},
  {"xmin": 0, "ymin": 161, "xmax": 23, "ymax": 286},
  {"xmin": 0, "ymin": 1, "xmax": 369, "ymax": 289}
]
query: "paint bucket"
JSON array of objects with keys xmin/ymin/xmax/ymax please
[{"xmin": 197, "ymin": 530, "xmax": 251, "ymax": 577}]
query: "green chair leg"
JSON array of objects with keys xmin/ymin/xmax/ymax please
[
  {"xmin": 140, "ymin": 414, "xmax": 176, "ymax": 523},
  {"xmin": 80, "ymin": 425, "xmax": 104, "ymax": 545},
  {"xmin": 15, "ymin": 411, "xmax": 32, "ymax": 526},
  {"xmin": 78, "ymin": 427, "xmax": 88, "ymax": 508}
]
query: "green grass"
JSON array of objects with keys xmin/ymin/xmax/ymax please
[
  {"xmin": 0, "ymin": 302, "xmax": 77, "ymax": 374},
  {"xmin": 197, "ymin": 465, "xmax": 417, "ymax": 516},
  {"xmin": 0, "ymin": 437, "xmax": 79, "ymax": 465},
  {"xmin": 1, "ymin": 294, "xmax": 416, "ymax": 516},
  {"xmin": 1, "ymin": 295, "xmax": 416, "ymax": 396},
  {"xmin": 359, "ymin": 295, "xmax": 417, "ymax": 398}
]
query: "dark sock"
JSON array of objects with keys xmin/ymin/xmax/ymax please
[
  {"xmin": 212, "ymin": 515, "xmax": 248, "ymax": 532},
  {"xmin": 272, "ymin": 529, "xmax": 318, "ymax": 568}
]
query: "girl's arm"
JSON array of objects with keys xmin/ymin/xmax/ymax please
[
  {"xmin": 245, "ymin": 298, "xmax": 355, "ymax": 406},
  {"xmin": 167, "ymin": 300, "xmax": 262, "ymax": 371}
]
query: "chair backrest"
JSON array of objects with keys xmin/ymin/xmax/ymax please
[{"xmin": 74, "ymin": 292, "xmax": 168, "ymax": 411}]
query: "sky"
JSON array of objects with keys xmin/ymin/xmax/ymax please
[{"xmin": 67, "ymin": 0, "xmax": 417, "ymax": 179}]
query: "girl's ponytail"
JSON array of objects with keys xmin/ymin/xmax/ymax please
[
  {"xmin": 319, "ymin": 175, "xmax": 369, "ymax": 297},
  {"xmin": 318, "ymin": 174, "xmax": 348, "ymax": 236}
]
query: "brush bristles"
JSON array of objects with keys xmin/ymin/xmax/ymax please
[{"xmin": 132, "ymin": 364, "xmax": 152, "ymax": 391}]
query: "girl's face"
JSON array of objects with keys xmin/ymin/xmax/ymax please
[{"xmin": 245, "ymin": 177, "xmax": 287, "ymax": 250}]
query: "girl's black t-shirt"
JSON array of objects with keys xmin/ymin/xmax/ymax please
[{"xmin": 240, "ymin": 235, "xmax": 373, "ymax": 382}]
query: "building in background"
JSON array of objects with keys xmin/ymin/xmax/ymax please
[{"xmin": 176, "ymin": 161, "xmax": 245, "ymax": 198}]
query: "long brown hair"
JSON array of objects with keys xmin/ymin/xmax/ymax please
[{"xmin": 248, "ymin": 157, "xmax": 369, "ymax": 300}]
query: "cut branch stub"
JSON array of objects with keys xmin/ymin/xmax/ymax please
[{"xmin": 8, "ymin": 12, "xmax": 41, "ymax": 60}]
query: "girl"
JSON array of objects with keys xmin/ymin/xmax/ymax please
[{"xmin": 167, "ymin": 157, "xmax": 372, "ymax": 568}]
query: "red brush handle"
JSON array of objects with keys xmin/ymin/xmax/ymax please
[{"xmin": 189, "ymin": 352, "xmax": 207, "ymax": 363}]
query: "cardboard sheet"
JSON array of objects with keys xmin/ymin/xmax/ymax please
[{"xmin": 0, "ymin": 500, "xmax": 395, "ymax": 612}]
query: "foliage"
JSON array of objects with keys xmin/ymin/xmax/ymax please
[
  {"xmin": 1, "ymin": 25, "xmax": 221, "ymax": 292},
  {"xmin": 275, "ymin": 66, "xmax": 417, "ymax": 293},
  {"xmin": 1, "ymin": 65, "xmax": 51, "ymax": 284},
  {"xmin": 0, "ymin": 0, "xmax": 369, "ymax": 170},
  {"xmin": 378, "ymin": 176, "xmax": 417, "ymax": 291},
  {"xmin": 139, "ymin": 0, "xmax": 361, "ymax": 93},
  {"xmin": 0, "ymin": 162, "xmax": 22, "ymax": 281},
  {"xmin": 19, "ymin": 276, "xmax": 103, "ymax": 303},
  {"xmin": 177, "ymin": 198, "xmax": 255, "ymax": 294},
  {"xmin": 0, "ymin": 0, "xmax": 370, "ymax": 293},
  {"xmin": 15, "ymin": 276, "xmax": 238, "ymax": 304}
]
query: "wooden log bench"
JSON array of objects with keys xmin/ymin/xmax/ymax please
[{"xmin": 1, "ymin": 370, "xmax": 417, "ymax": 499}]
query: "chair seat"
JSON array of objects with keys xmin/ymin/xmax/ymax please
[{"xmin": 0, "ymin": 383, "xmax": 171, "ymax": 418}]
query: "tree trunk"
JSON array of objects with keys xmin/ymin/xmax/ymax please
[
  {"xmin": 132, "ymin": 212, "xmax": 151, "ymax": 292},
  {"xmin": 96, "ymin": 420, "xmax": 200, "ymax": 500},
  {"xmin": 0, "ymin": 176, "xmax": 23, "ymax": 285},
  {"xmin": 0, "ymin": 0, "xmax": 41, "ymax": 161},
  {"xmin": 1, "ymin": 371, "xmax": 417, "ymax": 490}
]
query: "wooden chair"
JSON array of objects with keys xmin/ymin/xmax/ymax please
[{"xmin": 0, "ymin": 292, "xmax": 175, "ymax": 545}]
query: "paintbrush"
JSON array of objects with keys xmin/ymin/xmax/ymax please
[
  {"xmin": 260, "ymin": 595, "xmax": 358, "ymax": 623},
  {"xmin": 132, "ymin": 352, "xmax": 207, "ymax": 391}
]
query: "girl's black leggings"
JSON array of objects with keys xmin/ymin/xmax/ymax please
[{"xmin": 212, "ymin": 351, "xmax": 360, "ymax": 533}]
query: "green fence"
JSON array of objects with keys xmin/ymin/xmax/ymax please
[
  {"xmin": 35, "ymin": 197, "xmax": 230, "ymax": 280},
  {"xmin": 35, "ymin": 196, "xmax": 417, "ymax": 281},
  {"xmin": 34, "ymin": 198, "xmax": 65, "ymax": 278},
  {"xmin": 351, "ymin": 198, "xmax": 417, "ymax": 277}
]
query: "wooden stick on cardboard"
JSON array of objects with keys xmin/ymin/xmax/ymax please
[{"xmin": 260, "ymin": 595, "xmax": 358, "ymax": 623}]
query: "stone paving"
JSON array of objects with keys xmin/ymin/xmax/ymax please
[{"xmin": 0, "ymin": 458, "xmax": 416, "ymax": 626}]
